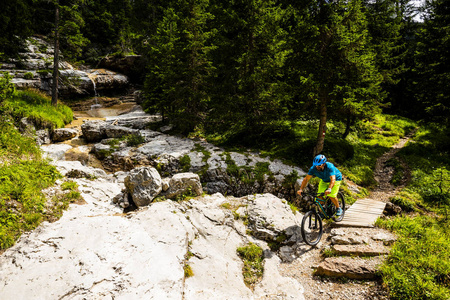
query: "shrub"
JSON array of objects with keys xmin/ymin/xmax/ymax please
[
  {"xmin": 237, "ymin": 243, "xmax": 264, "ymax": 288},
  {"xmin": 179, "ymin": 154, "xmax": 191, "ymax": 172},
  {"xmin": 61, "ymin": 181, "xmax": 78, "ymax": 191},
  {"xmin": 23, "ymin": 72, "xmax": 33, "ymax": 80},
  {"xmin": 125, "ymin": 134, "xmax": 145, "ymax": 147},
  {"xmin": 0, "ymin": 72, "xmax": 15, "ymax": 103}
]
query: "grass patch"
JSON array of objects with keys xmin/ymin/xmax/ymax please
[
  {"xmin": 184, "ymin": 264, "xmax": 194, "ymax": 278},
  {"xmin": 376, "ymin": 216, "xmax": 450, "ymax": 300},
  {"xmin": 237, "ymin": 243, "xmax": 264, "ymax": 288},
  {"xmin": 220, "ymin": 202, "xmax": 232, "ymax": 209},
  {"xmin": 61, "ymin": 180, "xmax": 78, "ymax": 191},
  {"xmin": 0, "ymin": 78, "xmax": 76, "ymax": 250},
  {"xmin": 375, "ymin": 123, "xmax": 450, "ymax": 299},
  {"xmin": 0, "ymin": 156, "xmax": 62, "ymax": 249},
  {"xmin": 1, "ymin": 89, "xmax": 73, "ymax": 129},
  {"xmin": 179, "ymin": 154, "xmax": 191, "ymax": 172}
]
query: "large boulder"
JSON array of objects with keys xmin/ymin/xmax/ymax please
[
  {"xmin": 163, "ymin": 173, "xmax": 203, "ymax": 199},
  {"xmin": 103, "ymin": 124, "xmax": 139, "ymax": 139},
  {"xmin": 81, "ymin": 121, "xmax": 105, "ymax": 142},
  {"xmin": 247, "ymin": 193, "xmax": 303, "ymax": 243},
  {"xmin": 51, "ymin": 128, "xmax": 78, "ymax": 142},
  {"xmin": 124, "ymin": 167, "xmax": 162, "ymax": 207}
]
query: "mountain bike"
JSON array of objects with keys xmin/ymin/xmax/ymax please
[{"xmin": 300, "ymin": 191, "xmax": 346, "ymax": 246}]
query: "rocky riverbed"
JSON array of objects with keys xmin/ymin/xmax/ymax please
[{"xmin": 0, "ymin": 105, "xmax": 310, "ymax": 299}]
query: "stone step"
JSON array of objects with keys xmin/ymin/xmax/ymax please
[
  {"xmin": 332, "ymin": 243, "xmax": 390, "ymax": 257},
  {"xmin": 315, "ymin": 256, "xmax": 384, "ymax": 280}
]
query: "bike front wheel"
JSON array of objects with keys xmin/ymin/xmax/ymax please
[
  {"xmin": 301, "ymin": 210, "xmax": 323, "ymax": 246},
  {"xmin": 332, "ymin": 192, "xmax": 346, "ymax": 222}
]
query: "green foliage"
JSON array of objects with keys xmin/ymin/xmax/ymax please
[
  {"xmin": 124, "ymin": 134, "xmax": 145, "ymax": 147},
  {"xmin": 236, "ymin": 243, "xmax": 264, "ymax": 287},
  {"xmin": 0, "ymin": 80, "xmax": 76, "ymax": 250},
  {"xmin": 282, "ymin": 170, "xmax": 299, "ymax": 189},
  {"xmin": 143, "ymin": 0, "xmax": 215, "ymax": 133},
  {"xmin": 1, "ymin": 89, "xmax": 73, "ymax": 129},
  {"xmin": 412, "ymin": 0, "xmax": 450, "ymax": 125},
  {"xmin": 61, "ymin": 180, "xmax": 78, "ymax": 191},
  {"xmin": 0, "ymin": 158, "xmax": 62, "ymax": 249},
  {"xmin": 0, "ymin": 119, "xmax": 41, "ymax": 160},
  {"xmin": 220, "ymin": 202, "xmax": 232, "ymax": 210},
  {"xmin": 23, "ymin": 72, "xmax": 34, "ymax": 80},
  {"xmin": 390, "ymin": 191, "xmax": 418, "ymax": 212},
  {"xmin": 184, "ymin": 264, "xmax": 194, "ymax": 278},
  {"xmin": 375, "ymin": 123, "xmax": 450, "ymax": 299},
  {"xmin": 0, "ymin": 73, "xmax": 15, "ymax": 103},
  {"xmin": 179, "ymin": 154, "xmax": 192, "ymax": 172},
  {"xmin": 377, "ymin": 215, "xmax": 450, "ymax": 300},
  {"xmin": 0, "ymin": 0, "xmax": 33, "ymax": 55}
]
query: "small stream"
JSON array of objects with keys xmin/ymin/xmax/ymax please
[{"xmin": 62, "ymin": 101, "xmax": 140, "ymax": 171}]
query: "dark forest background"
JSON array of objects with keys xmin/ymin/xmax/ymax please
[{"xmin": 1, "ymin": 0, "xmax": 449, "ymax": 152}]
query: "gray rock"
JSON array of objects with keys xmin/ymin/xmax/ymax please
[
  {"xmin": 331, "ymin": 235, "xmax": 370, "ymax": 245},
  {"xmin": 81, "ymin": 121, "xmax": 105, "ymax": 142},
  {"xmin": 161, "ymin": 178, "xmax": 170, "ymax": 192},
  {"xmin": 247, "ymin": 194, "xmax": 303, "ymax": 242},
  {"xmin": 164, "ymin": 173, "xmax": 203, "ymax": 199},
  {"xmin": 254, "ymin": 254, "xmax": 305, "ymax": 299},
  {"xmin": 315, "ymin": 257, "xmax": 383, "ymax": 280},
  {"xmin": 332, "ymin": 244, "xmax": 390, "ymax": 256},
  {"xmin": 36, "ymin": 129, "xmax": 51, "ymax": 145},
  {"xmin": 103, "ymin": 124, "xmax": 139, "ymax": 139},
  {"xmin": 371, "ymin": 232, "xmax": 397, "ymax": 245},
  {"xmin": 41, "ymin": 144, "xmax": 73, "ymax": 161},
  {"xmin": 205, "ymin": 181, "xmax": 230, "ymax": 195},
  {"xmin": 51, "ymin": 128, "xmax": 78, "ymax": 142},
  {"xmin": 124, "ymin": 166, "xmax": 162, "ymax": 207},
  {"xmin": 53, "ymin": 160, "xmax": 107, "ymax": 179},
  {"xmin": 384, "ymin": 202, "xmax": 402, "ymax": 216},
  {"xmin": 279, "ymin": 246, "xmax": 296, "ymax": 263}
]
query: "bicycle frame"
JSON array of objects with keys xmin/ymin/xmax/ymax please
[{"xmin": 305, "ymin": 193, "xmax": 334, "ymax": 220}]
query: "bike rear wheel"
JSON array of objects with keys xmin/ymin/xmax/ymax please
[
  {"xmin": 301, "ymin": 210, "xmax": 323, "ymax": 246},
  {"xmin": 332, "ymin": 192, "xmax": 346, "ymax": 222}
]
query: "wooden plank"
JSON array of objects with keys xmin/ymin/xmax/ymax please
[{"xmin": 335, "ymin": 199, "xmax": 386, "ymax": 228}]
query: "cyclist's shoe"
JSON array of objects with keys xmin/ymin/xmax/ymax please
[{"xmin": 336, "ymin": 208, "xmax": 343, "ymax": 216}]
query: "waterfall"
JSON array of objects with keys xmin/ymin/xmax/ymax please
[{"xmin": 88, "ymin": 73, "xmax": 102, "ymax": 110}]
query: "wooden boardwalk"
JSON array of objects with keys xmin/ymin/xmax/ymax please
[{"xmin": 335, "ymin": 198, "xmax": 386, "ymax": 228}]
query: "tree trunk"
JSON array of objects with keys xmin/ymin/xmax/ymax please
[
  {"xmin": 51, "ymin": 2, "xmax": 59, "ymax": 107},
  {"xmin": 314, "ymin": 97, "xmax": 327, "ymax": 156},
  {"xmin": 342, "ymin": 115, "xmax": 354, "ymax": 139}
]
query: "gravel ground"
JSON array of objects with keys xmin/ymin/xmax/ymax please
[{"xmin": 279, "ymin": 229, "xmax": 390, "ymax": 300}]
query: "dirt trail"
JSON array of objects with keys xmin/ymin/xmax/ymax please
[
  {"xmin": 370, "ymin": 133, "xmax": 413, "ymax": 202},
  {"xmin": 279, "ymin": 133, "xmax": 415, "ymax": 300}
]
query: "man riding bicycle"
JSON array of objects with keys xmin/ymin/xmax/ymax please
[{"xmin": 297, "ymin": 154, "xmax": 343, "ymax": 216}]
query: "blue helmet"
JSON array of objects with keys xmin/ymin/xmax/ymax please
[{"xmin": 313, "ymin": 154, "xmax": 327, "ymax": 166}]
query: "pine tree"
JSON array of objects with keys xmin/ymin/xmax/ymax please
[
  {"xmin": 207, "ymin": 0, "xmax": 291, "ymax": 137},
  {"xmin": 0, "ymin": 0, "xmax": 33, "ymax": 55},
  {"xmin": 289, "ymin": 0, "xmax": 383, "ymax": 155},
  {"xmin": 414, "ymin": 0, "xmax": 450, "ymax": 124},
  {"xmin": 143, "ymin": 0, "xmax": 215, "ymax": 133}
]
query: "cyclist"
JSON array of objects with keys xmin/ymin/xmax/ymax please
[{"xmin": 297, "ymin": 154, "xmax": 343, "ymax": 216}]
